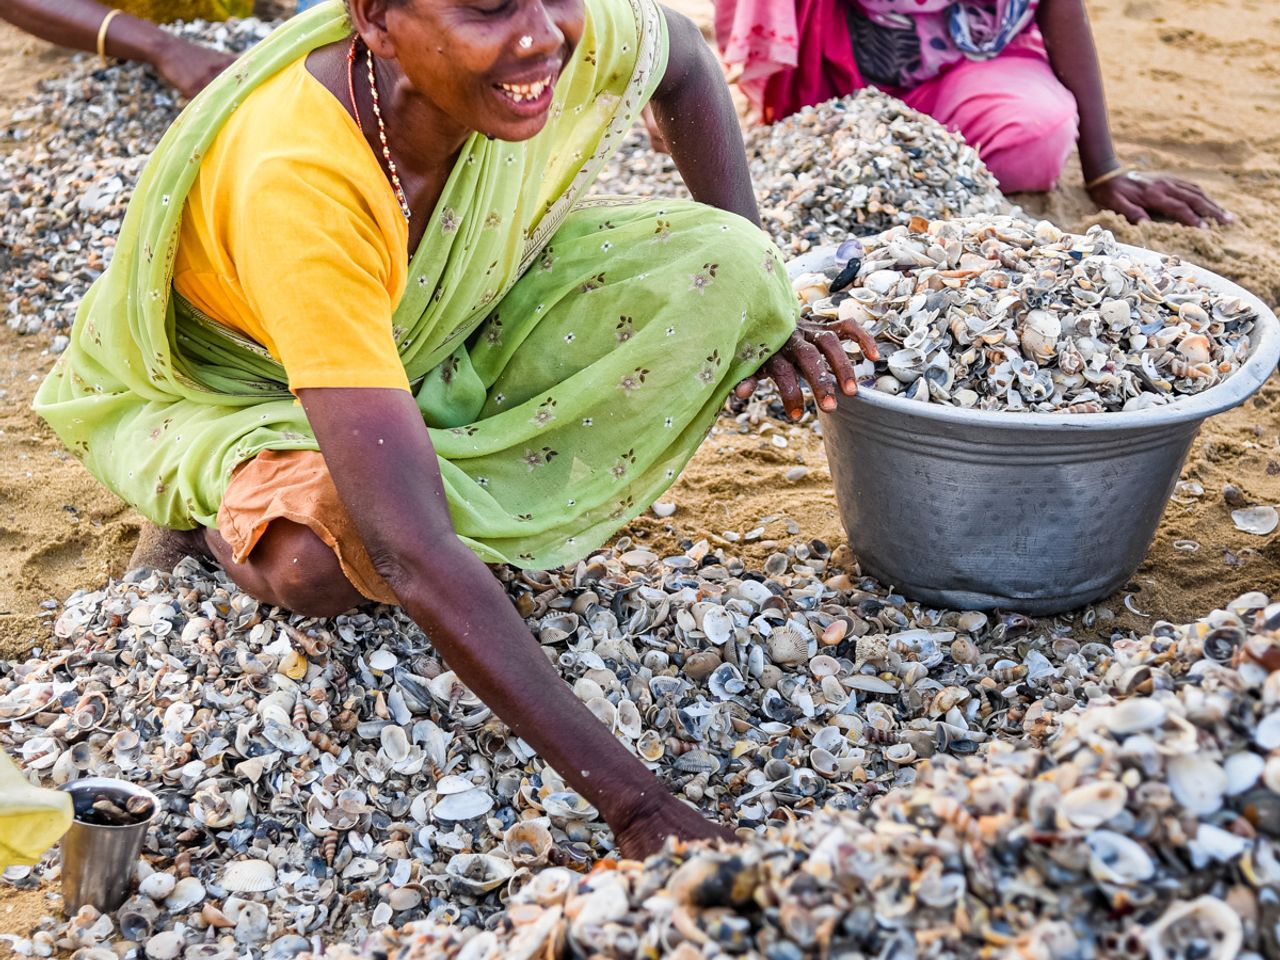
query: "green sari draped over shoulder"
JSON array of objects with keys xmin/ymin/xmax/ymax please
[{"xmin": 34, "ymin": 0, "xmax": 798, "ymax": 570}]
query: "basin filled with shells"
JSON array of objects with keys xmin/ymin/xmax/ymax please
[{"xmin": 789, "ymin": 216, "xmax": 1280, "ymax": 614}]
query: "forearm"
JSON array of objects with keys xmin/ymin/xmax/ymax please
[
  {"xmin": 650, "ymin": 8, "xmax": 760, "ymax": 225},
  {"xmin": 0, "ymin": 0, "xmax": 171, "ymax": 64},
  {"xmin": 297, "ymin": 388, "xmax": 667, "ymax": 831},
  {"xmin": 1036, "ymin": 0, "xmax": 1118, "ymax": 182}
]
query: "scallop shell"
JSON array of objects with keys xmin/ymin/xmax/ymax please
[
  {"xmin": 767, "ymin": 626, "xmax": 811, "ymax": 666},
  {"xmin": 220, "ymin": 859, "xmax": 277, "ymax": 894}
]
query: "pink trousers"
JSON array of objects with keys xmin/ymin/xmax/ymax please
[{"xmin": 895, "ymin": 50, "xmax": 1080, "ymax": 194}]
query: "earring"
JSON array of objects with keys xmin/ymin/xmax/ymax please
[{"xmin": 518, "ymin": 35, "xmax": 533, "ymax": 49}]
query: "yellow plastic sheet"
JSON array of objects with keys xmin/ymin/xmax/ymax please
[
  {"xmin": 0, "ymin": 750, "xmax": 72, "ymax": 868},
  {"xmin": 105, "ymin": 0, "xmax": 255, "ymax": 23}
]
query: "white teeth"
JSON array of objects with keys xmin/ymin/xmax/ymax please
[{"xmin": 497, "ymin": 76, "xmax": 552, "ymax": 104}]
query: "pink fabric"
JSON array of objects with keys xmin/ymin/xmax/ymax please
[
  {"xmin": 714, "ymin": 0, "xmax": 861, "ymax": 123},
  {"xmin": 898, "ymin": 48, "xmax": 1078, "ymax": 192}
]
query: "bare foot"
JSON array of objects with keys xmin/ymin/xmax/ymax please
[
  {"xmin": 613, "ymin": 796, "xmax": 735, "ymax": 861},
  {"xmin": 128, "ymin": 523, "xmax": 211, "ymax": 574}
]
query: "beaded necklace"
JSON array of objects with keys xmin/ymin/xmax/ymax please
[{"xmin": 347, "ymin": 37, "xmax": 412, "ymax": 222}]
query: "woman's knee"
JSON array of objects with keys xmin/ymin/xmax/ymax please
[
  {"xmin": 245, "ymin": 520, "xmax": 364, "ymax": 618},
  {"xmin": 983, "ymin": 108, "xmax": 1079, "ymax": 193}
]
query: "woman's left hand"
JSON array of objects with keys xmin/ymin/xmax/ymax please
[
  {"xmin": 735, "ymin": 317, "xmax": 880, "ymax": 420},
  {"xmin": 1090, "ymin": 173, "xmax": 1233, "ymax": 228}
]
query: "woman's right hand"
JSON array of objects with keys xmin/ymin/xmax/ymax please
[{"xmin": 151, "ymin": 36, "xmax": 235, "ymax": 98}]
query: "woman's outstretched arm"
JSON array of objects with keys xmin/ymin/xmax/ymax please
[
  {"xmin": 297, "ymin": 386, "xmax": 733, "ymax": 860},
  {"xmin": 0, "ymin": 0, "xmax": 234, "ymax": 97}
]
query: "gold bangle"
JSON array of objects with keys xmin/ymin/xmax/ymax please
[
  {"xmin": 97, "ymin": 8, "xmax": 123, "ymax": 63},
  {"xmin": 1085, "ymin": 164, "xmax": 1131, "ymax": 191}
]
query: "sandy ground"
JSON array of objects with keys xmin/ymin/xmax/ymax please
[{"xmin": 0, "ymin": 0, "xmax": 1278, "ymax": 944}]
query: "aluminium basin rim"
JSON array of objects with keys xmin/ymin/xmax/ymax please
[{"xmin": 790, "ymin": 241, "xmax": 1280, "ymax": 433}]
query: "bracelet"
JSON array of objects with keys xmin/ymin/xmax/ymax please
[
  {"xmin": 1085, "ymin": 164, "xmax": 1131, "ymax": 191},
  {"xmin": 97, "ymin": 8, "xmax": 123, "ymax": 64}
]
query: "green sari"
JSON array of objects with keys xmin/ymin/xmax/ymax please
[{"xmin": 34, "ymin": 0, "xmax": 798, "ymax": 570}]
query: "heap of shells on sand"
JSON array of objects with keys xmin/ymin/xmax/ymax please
[
  {"xmin": 793, "ymin": 216, "xmax": 1259, "ymax": 413},
  {"xmin": 5, "ymin": 550, "xmax": 1280, "ymax": 959},
  {"xmin": 745, "ymin": 90, "xmax": 1007, "ymax": 257},
  {"xmin": 0, "ymin": 20, "xmax": 271, "ymax": 337}
]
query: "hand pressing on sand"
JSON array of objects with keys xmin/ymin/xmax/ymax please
[
  {"xmin": 735, "ymin": 318, "xmax": 880, "ymax": 421},
  {"xmin": 1088, "ymin": 172, "xmax": 1233, "ymax": 229}
]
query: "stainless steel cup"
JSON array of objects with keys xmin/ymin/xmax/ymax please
[{"xmin": 59, "ymin": 778, "xmax": 158, "ymax": 914}]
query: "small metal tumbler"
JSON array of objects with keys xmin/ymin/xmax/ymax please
[{"xmin": 59, "ymin": 778, "xmax": 158, "ymax": 914}]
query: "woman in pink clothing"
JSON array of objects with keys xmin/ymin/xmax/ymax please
[{"xmin": 711, "ymin": 0, "xmax": 1230, "ymax": 227}]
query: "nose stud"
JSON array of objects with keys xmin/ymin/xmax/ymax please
[{"xmin": 518, "ymin": 35, "xmax": 533, "ymax": 49}]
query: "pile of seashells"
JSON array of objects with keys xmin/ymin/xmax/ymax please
[
  {"xmin": 5, "ymin": 542, "xmax": 1280, "ymax": 958},
  {"xmin": 0, "ymin": 20, "xmax": 272, "ymax": 336},
  {"xmin": 319, "ymin": 589, "xmax": 1280, "ymax": 959},
  {"xmin": 746, "ymin": 90, "xmax": 1007, "ymax": 257},
  {"xmin": 314, "ymin": 588, "xmax": 1280, "ymax": 960},
  {"xmin": 793, "ymin": 216, "xmax": 1259, "ymax": 412}
]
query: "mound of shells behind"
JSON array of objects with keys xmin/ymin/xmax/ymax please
[{"xmin": 3, "ymin": 22, "xmax": 1007, "ymax": 338}]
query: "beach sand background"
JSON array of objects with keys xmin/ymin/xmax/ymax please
[{"xmin": 0, "ymin": 0, "xmax": 1278, "ymax": 936}]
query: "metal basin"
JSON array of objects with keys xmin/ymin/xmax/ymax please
[{"xmin": 789, "ymin": 244, "xmax": 1280, "ymax": 614}]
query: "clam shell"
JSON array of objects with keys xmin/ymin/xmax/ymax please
[
  {"xmin": 1059, "ymin": 781, "xmax": 1127, "ymax": 830},
  {"xmin": 445, "ymin": 854, "xmax": 515, "ymax": 896},
  {"xmin": 432, "ymin": 788, "xmax": 495, "ymax": 823},
  {"xmin": 1167, "ymin": 755, "xmax": 1227, "ymax": 816}
]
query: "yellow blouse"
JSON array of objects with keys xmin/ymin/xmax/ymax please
[{"xmin": 173, "ymin": 57, "xmax": 412, "ymax": 392}]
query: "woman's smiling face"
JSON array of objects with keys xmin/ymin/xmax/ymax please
[{"xmin": 355, "ymin": 0, "xmax": 585, "ymax": 142}]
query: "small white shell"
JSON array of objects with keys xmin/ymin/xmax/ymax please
[
  {"xmin": 1224, "ymin": 751, "xmax": 1264, "ymax": 796},
  {"xmin": 1166, "ymin": 755, "xmax": 1227, "ymax": 816},
  {"xmin": 1108, "ymin": 698, "xmax": 1167, "ymax": 735},
  {"xmin": 380, "ymin": 725, "xmax": 411, "ymax": 763},
  {"xmin": 1058, "ymin": 781, "xmax": 1127, "ymax": 830},
  {"xmin": 1085, "ymin": 830, "xmax": 1154, "ymax": 885},
  {"xmin": 138, "ymin": 872, "xmax": 176, "ymax": 901},
  {"xmin": 144, "ymin": 931, "xmax": 184, "ymax": 960},
  {"xmin": 163, "ymin": 877, "xmax": 205, "ymax": 912},
  {"xmin": 219, "ymin": 859, "xmax": 277, "ymax": 894},
  {"xmin": 432, "ymin": 788, "xmax": 495, "ymax": 823},
  {"xmin": 1231, "ymin": 506, "xmax": 1278, "ymax": 536}
]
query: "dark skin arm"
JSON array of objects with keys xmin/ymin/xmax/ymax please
[
  {"xmin": 650, "ymin": 6, "xmax": 878, "ymax": 420},
  {"xmin": 1036, "ymin": 0, "xmax": 1231, "ymax": 227},
  {"xmin": 0, "ymin": 0, "xmax": 234, "ymax": 98},
  {"xmin": 299, "ymin": 388, "xmax": 729, "ymax": 859}
]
